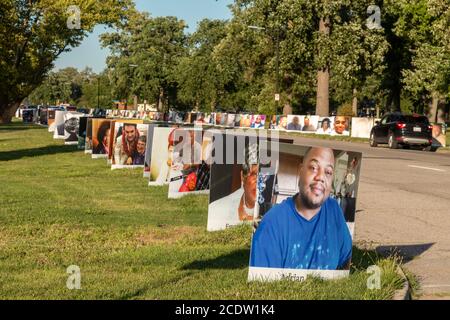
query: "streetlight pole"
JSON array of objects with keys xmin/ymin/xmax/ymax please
[
  {"xmin": 97, "ymin": 77, "xmax": 100, "ymax": 109},
  {"xmin": 275, "ymin": 30, "xmax": 280, "ymax": 114}
]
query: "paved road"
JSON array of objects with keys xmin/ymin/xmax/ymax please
[{"xmin": 280, "ymin": 134, "xmax": 450, "ymax": 299}]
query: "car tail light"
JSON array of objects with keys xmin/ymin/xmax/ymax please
[
  {"xmin": 428, "ymin": 125, "xmax": 433, "ymax": 130},
  {"xmin": 396, "ymin": 122, "xmax": 406, "ymax": 129}
]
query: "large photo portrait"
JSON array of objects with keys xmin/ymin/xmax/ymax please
[
  {"xmin": 248, "ymin": 143, "xmax": 362, "ymax": 281},
  {"xmin": 143, "ymin": 124, "xmax": 158, "ymax": 178},
  {"xmin": 78, "ymin": 116, "xmax": 88, "ymax": 150},
  {"xmin": 351, "ymin": 117, "xmax": 375, "ymax": 139},
  {"xmin": 207, "ymin": 140, "xmax": 258, "ymax": 231},
  {"xmin": 108, "ymin": 119, "xmax": 143, "ymax": 165},
  {"xmin": 331, "ymin": 116, "xmax": 351, "ymax": 136},
  {"xmin": 111, "ymin": 123, "xmax": 148, "ymax": 169},
  {"xmin": 91, "ymin": 119, "xmax": 112, "ymax": 159},
  {"xmin": 149, "ymin": 127, "xmax": 175, "ymax": 186},
  {"xmin": 47, "ymin": 110, "xmax": 56, "ymax": 132},
  {"xmin": 53, "ymin": 110, "xmax": 68, "ymax": 139},
  {"xmin": 316, "ymin": 117, "xmax": 334, "ymax": 135},
  {"xmin": 431, "ymin": 123, "xmax": 447, "ymax": 148},
  {"xmin": 64, "ymin": 112, "xmax": 84, "ymax": 145},
  {"xmin": 168, "ymin": 128, "xmax": 211, "ymax": 199},
  {"xmin": 84, "ymin": 118, "xmax": 93, "ymax": 154}
]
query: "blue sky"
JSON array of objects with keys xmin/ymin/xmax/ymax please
[{"xmin": 54, "ymin": 0, "xmax": 233, "ymax": 73}]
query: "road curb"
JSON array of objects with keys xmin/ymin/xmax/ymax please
[{"xmin": 393, "ymin": 266, "xmax": 412, "ymax": 300}]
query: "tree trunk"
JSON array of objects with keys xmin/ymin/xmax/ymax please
[
  {"xmin": 282, "ymin": 92, "xmax": 293, "ymax": 115},
  {"xmin": 316, "ymin": 17, "xmax": 330, "ymax": 117},
  {"xmin": 158, "ymin": 88, "xmax": 164, "ymax": 112},
  {"xmin": 0, "ymin": 101, "xmax": 21, "ymax": 124},
  {"xmin": 352, "ymin": 88, "xmax": 358, "ymax": 116},
  {"xmin": 428, "ymin": 92, "xmax": 447, "ymax": 124}
]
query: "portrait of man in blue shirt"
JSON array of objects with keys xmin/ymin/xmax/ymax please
[{"xmin": 250, "ymin": 147, "xmax": 352, "ymax": 270}]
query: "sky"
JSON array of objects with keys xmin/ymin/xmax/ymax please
[{"xmin": 54, "ymin": 0, "xmax": 234, "ymax": 73}]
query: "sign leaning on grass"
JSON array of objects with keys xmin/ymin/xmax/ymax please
[
  {"xmin": 248, "ymin": 143, "xmax": 362, "ymax": 281},
  {"xmin": 248, "ymin": 143, "xmax": 362, "ymax": 282},
  {"xmin": 148, "ymin": 127, "xmax": 177, "ymax": 186},
  {"xmin": 167, "ymin": 128, "xmax": 211, "ymax": 199},
  {"xmin": 53, "ymin": 110, "xmax": 68, "ymax": 140},
  {"xmin": 64, "ymin": 112, "xmax": 85, "ymax": 145},
  {"xmin": 111, "ymin": 123, "xmax": 148, "ymax": 170},
  {"xmin": 206, "ymin": 130, "xmax": 290, "ymax": 231},
  {"xmin": 91, "ymin": 119, "xmax": 112, "ymax": 159}
]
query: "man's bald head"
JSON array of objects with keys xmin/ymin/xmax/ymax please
[{"xmin": 303, "ymin": 147, "xmax": 335, "ymax": 166}]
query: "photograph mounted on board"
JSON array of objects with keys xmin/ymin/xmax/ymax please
[
  {"xmin": 91, "ymin": 119, "xmax": 112, "ymax": 159},
  {"xmin": 149, "ymin": 127, "xmax": 176, "ymax": 186},
  {"xmin": 143, "ymin": 124, "xmax": 159, "ymax": 178},
  {"xmin": 207, "ymin": 133, "xmax": 261, "ymax": 231},
  {"xmin": 78, "ymin": 116, "xmax": 88, "ymax": 150},
  {"xmin": 331, "ymin": 116, "xmax": 351, "ymax": 136},
  {"xmin": 431, "ymin": 123, "xmax": 447, "ymax": 149},
  {"xmin": 64, "ymin": 112, "xmax": 84, "ymax": 145},
  {"xmin": 108, "ymin": 119, "xmax": 144, "ymax": 165},
  {"xmin": 111, "ymin": 123, "xmax": 148, "ymax": 169},
  {"xmin": 248, "ymin": 143, "xmax": 362, "ymax": 282},
  {"xmin": 168, "ymin": 128, "xmax": 212, "ymax": 199},
  {"xmin": 84, "ymin": 118, "xmax": 93, "ymax": 154},
  {"xmin": 53, "ymin": 110, "xmax": 68, "ymax": 139},
  {"xmin": 47, "ymin": 110, "xmax": 56, "ymax": 132}
]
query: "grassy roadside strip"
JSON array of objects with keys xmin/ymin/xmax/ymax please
[{"xmin": 0, "ymin": 121, "xmax": 407, "ymax": 299}]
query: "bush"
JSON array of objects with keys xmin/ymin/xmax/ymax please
[{"xmin": 337, "ymin": 102, "xmax": 355, "ymax": 116}]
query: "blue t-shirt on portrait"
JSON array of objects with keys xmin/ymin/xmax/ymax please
[{"xmin": 250, "ymin": 196, "xmax": 352, "ymax": 270}]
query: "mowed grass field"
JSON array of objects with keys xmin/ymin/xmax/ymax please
[{"xmin": 0, "ymin": 121, "xmax": 405, "ymax": 300}]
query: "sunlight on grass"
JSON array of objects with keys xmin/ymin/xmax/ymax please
[{"xmin": 0, "ymin": 122, "xmax": 404, "ymax": 299}]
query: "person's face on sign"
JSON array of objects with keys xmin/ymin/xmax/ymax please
[
  {"xmin": 242, "ymin": 164, "xmax": 258, "ymax": 206},
  {"xmin": 137, "ymin": 140, "xmax": 146, "ymax": 154},
  {"xmin": 304, "ymin": 117, "xmax": 310, "ymax": 127},
  {"xmin": 103, "ymin": 129, "xmax": 110, "ymax": 147},
  {"xmin": 299, "ymin": 148, "xmax": 335, "ymax": 209},
  {"xmin": 124, "ymin": 125, "xmax": 137, "ymax": 142},
  {"xmin": 334, "ymin": 116, "xmax": 347, "ymax": 134},
  {"xmin": 432, "ymin": 125, "xmax": 442, "ymax": 137}
]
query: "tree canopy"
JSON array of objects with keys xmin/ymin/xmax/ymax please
[{"xmin": 6, "ymin": 0, "xmax": 450, "ymax": 122}]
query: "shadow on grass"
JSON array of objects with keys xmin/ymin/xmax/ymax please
[
  {"xmin": 0, "ymin": 123, "xmax": 41, "ymax": 131},
  {"xmin": 181, "ymin": 249, "xmax": 250, "ymax": 270},
  {"xmin": 181, "ymin": 246, "xmax": 393, "ymax": 272},
  {"xmin": 0, "ymin": 144, "xmax": 78, "ymax": 161}
]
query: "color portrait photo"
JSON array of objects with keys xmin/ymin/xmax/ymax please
[
  {"xmin": 168, "ymin": 128, "xmax": 211, "ymax": 199},
  {"xmin": 207, "ymin": 134, "xmax": 260, "ymax": 231},
  {"xmin": 91, "ymin": 119, "xmax": 112, "ymax": 159},
  {"xmin": 111, "ymin": 123, "xmax": 148, "ymax": 169},
  {"xmin": 249, "ymin": 143, "xmax": 362, "ymax": 282}
]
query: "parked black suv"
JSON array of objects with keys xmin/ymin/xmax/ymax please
[{"xmin": 370, "ymin": 113, "xmax": 433, "ymax": 150}]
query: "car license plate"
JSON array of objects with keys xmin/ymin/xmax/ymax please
[{"xmin": 413, "ymin": 127, "xmax": 421, "ymax": 132}]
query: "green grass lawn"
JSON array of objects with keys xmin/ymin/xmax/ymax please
[{"xmin": 0, "ymin": 121, "xmax": 405, "ymax": 300}]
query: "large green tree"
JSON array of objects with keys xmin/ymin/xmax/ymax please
[
  {"xmin": 0, "ymin": 0, "xmax": 132, "ymax": 123},
  {"xmin": 175, "ymin": 19, "xmax": 228, "ymax": 111},
  {"xmin": 101, "ymin": 13, "xmax": 187, "ymax": 111},
  {"xmin": 392, "ymin": 0, "xmax": 450, "ymax": 122}
]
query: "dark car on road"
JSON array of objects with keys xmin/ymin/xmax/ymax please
[{"xmin": 370, "ymin": 113, "xmax": 433, "ymax": 150}]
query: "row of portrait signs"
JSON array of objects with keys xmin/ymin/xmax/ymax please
[
  {"xmin": 23, "ymin": 107, "xmax": 447, "ymax": 148},
  {"xmin": 30, "ymin": 106, "xmax": 443, "ymax": 282}
]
